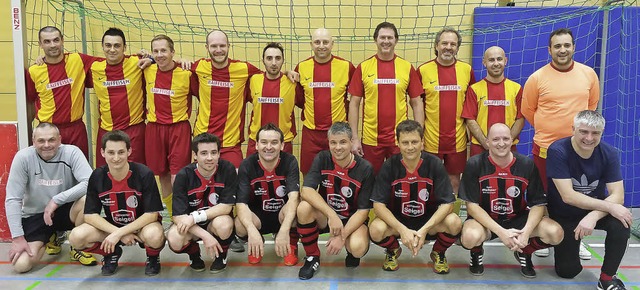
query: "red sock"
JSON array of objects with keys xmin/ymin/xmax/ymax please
[
  {"xmin": 521, "ymin": 237, "xmax": 551, "ymax": 255},
  {"xmin": 600, "ymin": 272, "xmax": 613, "ymax": 281},
  {"xmin": 289, "ymin": 227, "xmax": 299, "ymax": 250},
  {"xmin": 84, "ymin": 242, "xmax": 109, "ymax": 257},
  {"xmin": 373, "ymin": 235, "xmax": 400, "ymax": 251},
  {"xmin": 145, "ymin": 244, "xmax": 164, "ymax": 257},
  {"xmin": 432, "ymin": 232, "xmax": 458, "ymax": 253},
  {"xmin": 298, "ymin": 222, "xmax": 320, "ymax": 257}
]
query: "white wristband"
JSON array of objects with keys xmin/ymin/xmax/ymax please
[{"xmin": 190, "ymin": 210, "xmax": 207, "ymax": 223}]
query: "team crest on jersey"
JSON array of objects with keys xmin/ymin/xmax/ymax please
[
  {"xmin": 126, "ymin": 196, "xmax": 139, "ymax": 208},
  {"xmin": 263, "ymin": 198, "xmax": 285, "ymax": 212},
  {"xmin": 275, "ymin": 185, "xmax": 287, "ymax": 197},
  {"xmin": 402, "ymin": 201, "xmax": 424, "ymax": 217},
  {"xmin": 491, "ymin": 198, "xmax": 514, "ymax": 215},
  {"xmin": 341, "ymin": 186, "xmax": 353, "ymax": 198},
  {"xmin": 418, "ymin": 188, "xmax": 429, "ymax": 201},
  {"xmin": 506, "ymin": 186, "xmax": 520, "ymax": 198},
  {"xmin": 327, "ymin": 194, "xmax": 349, "ymax": 211},
  {"xmin": 112, "ymin": 209, "xmax": 136, "ymax": 226},
  {"xmin": 209, "ymin": 193, "xmax": 219, "ymax": 205}
]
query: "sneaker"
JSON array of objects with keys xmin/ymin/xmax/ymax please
[
  {"xmin": 430, "ymin": 251, "xmax": 450, "ymax": 274},
  {"xmin": 210, "ymin": 252, "xmax": 228, "ymax": 273},
  {"xmin": 469, "ymin": 248, "xmax": 484, "ymax": 276},
  {"xmin": 298, "ymin": 256, "xmax": 320, "ymax": 280},
  {"xmin": 70, "ymin": 246, "xmax": 98, "ymax": 266},
  {"xmin": 598, "ymin": 276, "xmax": 627, "ymax": 290},
  {"xmin": 579, "ymin": 242, "xmax": 592, "ymax": 260},
  {"xmin": 345, "ymin": 252, "xmax": 360, "ymax": 268},
  {"xmin": 514, "ymin": 251, "xmax": 536, "ymax": 278},
  {"xmin": 145, "ymin": 256, "xmax": 161, "ymax": 276},
  {"xmin": 188, "ymin": 255, "xmax": 205, "ymax": 272},
  {"xmin": 45, "ymin": 231, "xmax": 65, "ymax": 255},
  {"xmin": 382, "ymin": 247, "xmax": 402, "ymax": 271},
  {"xmin": 101, "ymin": 246, "xmax": 122, "ymax": 276},
  {"xmin": 283, "ymin": 246, "xmax": 299, "ymax": 266},
  {"xmin": 533, "ymin": 248, "xmax": 549, "ymax": 257},
  {"xmin": 229, "ymin": 236, "xmax": 246, "ymax": 253},
  {"xmin": 248, "ymin": 253, "xmax": 262, "ymax": 264}
]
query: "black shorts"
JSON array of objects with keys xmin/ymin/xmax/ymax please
[
  {"xmin": 319, "ymin": 217, "xmax": 369, "ymax": 234},
  {"xmin": 23, "ymin": 202, "xmax": 76, "ymax": 243},
  {"xmin": 401, "ymin": 213, "xmax": 435, "ymax": 232},
  {"xmin": 257, "ymin": 212, "xmax": 282, "ymax": 235},
  {"xmin": 467, "ymin": 214, "xmax": 528, "ymax": 240}
]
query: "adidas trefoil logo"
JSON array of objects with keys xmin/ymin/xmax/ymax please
[{"xmin": 571, "ymin": 174, "xmax": 599, "ymax": 195}]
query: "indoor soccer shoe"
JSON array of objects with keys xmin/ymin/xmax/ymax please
[
  {"xmin": 598, "ymin": 276, "xmax": 627, "ymax": 290},
  {"xmin": 298, "ymin": 256, "xmax": 320, "ymax": 280},
  {"xmin": 101, "ymin": 246, "xmax": 122, "ymax": 276},
  {"xmin": 579, "ymin": 242, "xmax": 592, "ymax": 260},
  {"xmin": 189, "ymin": 255, "xmax": 205, "ymax": 272},
  {"xmin": 70, "ymin": 247, "xmax": 97, "ymax": 266},
  {"xmin": 514, "ymin": 251, "xmax": 536, "ymax": 278},
  {"xmin": 382, "ymin": 247, "xmax": 402, "ymax": 271},
  {"xmin": 230, "ymin": 236, "xmax": 246, "ymax": 253},
  {"xmin": 469, "ymin": 248, "xmax": 484, "ymax": 276},
  {"xmin": 345, "ymin": 252, "xmax": 360, "ymax": 268},
  {"xmin": 283, "ymin": 245, "xmax": 299, "ymax": 266},
  {"xmin": 145, "ymin": 256, "xmax": 161, "ymax": 276},
  {"xmin": 248, "ymin": 253, "xmax": 262, "ymax": 264},
  {"xmin": 430, "ymin": 251, "xmax": 450, "ymax": 274},
  {"xmin": 210, "ymin": 252, "xmax": 228, "ymax": 273},
  {"xmin": 45, "ymin": 231, "xmax": 65, "ymax": 255}
]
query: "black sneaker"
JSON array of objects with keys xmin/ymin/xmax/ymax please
[
  {"xmin": 229, "ymin": 236, "xmax": 245, "ymax": 253},
  {"xmin": 345, "ymin": 252, "xmax": 360, "ymax": 268},
  {"xmin": 210, "ymin": 252, "xmax": 228, "ymax": 273},
  {"xmin": 101, "ymin": 246, "xmax": 122, "ymax": 276},
  {"xmin": 469, "ymin": 248, "xmax": 484, "ymax": 276},
  {"xmin": 598, "ymin": 276, "xmax": 627, "ymax": 290},
  {"xmin": 298, "ymin": 256, "xmax": 320, "ymax": 280},
  {"xmin": 188, "ymin": 254, "xmax": 205, "ymax": 272},
  {"xmin": 145, "ymin": 256, "xmax": 161, "ymax": 276},
  {"xmin": 513, "ymin": 251, "xmax": 536, "ymax": 278}
]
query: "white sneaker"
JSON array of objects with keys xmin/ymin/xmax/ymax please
[
  {"xmin": 579, "ymin": 242, "xmax": 592, "ymax": 260},
  {"xmin": 533, "ymin": 248, "xmax": 549, "ymax": 257}
]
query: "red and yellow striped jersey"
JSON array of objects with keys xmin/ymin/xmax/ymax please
[
  {"xmin": 461, "ymin": 78, "xmax": 523, "ymax": 145},
  {"xmin": 295, "ymin": 55, "xmax": 355, "ymax": 130},
  {"xmin": 247, "ymin": 73, "xmax": 297, "ymax": 142},
  {"xmin": 88, "ymin": 56, "xmax": 145, "ymax": 131},
  {"xmin": 348, "ymin": 55, "xmax": 424, "ymax": 146},
  {"xmin": 143, "ymin": 63, "xmax": 193, "ymax": 124},
  {"xmin": 26, "ymin": 53, "xmax": 97, "ymax": 124},
  {"xmin": 418, "ymin": 59, "xmax": 475, "ymax": 154},
  {"xmin": 191, "ymin": 59, "xmax": 261, "ymax": 147}
]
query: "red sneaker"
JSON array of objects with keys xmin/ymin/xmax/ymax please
[
  {"xmin": 283, "ymin": 245, "xmax": 299, "ymax": 266},
  {"xmin": 248, "ymin": 254, "xmax": 262, "ymax": 264}
]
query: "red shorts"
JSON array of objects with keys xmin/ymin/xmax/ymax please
[
  {"xmin": 145, "ymin": 121, "xmax": 192, "ymax": 175},
  {"xmin": 469, "ymin": 144, "xmax": 519, "ymax": 157},
  {"xmin": 300, "ymin": 127, "xmax": 329, "ymax": 174},
  {"xmin": 96, "ymin": 122, "xmax": 146, "ymax": 168},
  {"xmin": 57, "ymin": 120, "xmax": 89, "ymax": 159},
  {"xmin": 362, "ymin": 143, "xmax": 399, "ymax": 174},
  {"xmin": 533, "ymin": 154, "xmax": 548, "ymax": 192},
  {"xmin": 246, "ymin": 139, "xmax": 293, "ymax": 157},
  {"xmin": 220, "ymin": 144, "xmax": 243, "ymax": 168},
  {"xmin": 432, "ymin": 150, "xmax": 467, "ymax": 175}
]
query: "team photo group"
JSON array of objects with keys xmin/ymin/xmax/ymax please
[{"xmin": 5, "ymin": 20, "xmax": 633, "ymax": 290}]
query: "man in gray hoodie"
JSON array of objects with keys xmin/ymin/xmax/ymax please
[{"xmin": 5, "ymin": 122, "xmax": 96, "ymax": 273}]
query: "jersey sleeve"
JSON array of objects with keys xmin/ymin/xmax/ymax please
[
  {"xmin": 356, "ymin": 163, "xmax": 375, "ymax": 210},
  {"xmin": 247, "ymin": 61, "xmax": 262, "ymax": 77},
  {"xmin": 85, "ymin": 64, "xmax": 95, "ymax": 88},
  {"xmin": 432, "ymin": 159, "xmax": 456, "ymax": 204},
  {"xmin": 285, "ymin": 155, "xmax": 301, "ymax": 194},
  {"xmin": 459, "ymin": 158, "xmax": 481, "ymax": 204},
  {"xmin": 587, "ymin": 69, "xmax": 600, "ymax": 111},
  {"xmin": 525, "ymin": 159, "xmax": 547, "ymax": 207},
  {"xmin": 84, "ymin": 170, "xmax": 105, "ymax": 215},
  {"xmin": 218, "ymin": 161, "xmax": 238, "ymax": 204},
  {"xmin": 25, "ymin": 69, "xmax": 37, "ymax": 103},
  {"xmin": 141, "ymin": 168, "xmax": 164, "ymax": 213},
  {"xmin": 515, "ymin": 85, "xmax": 524, "ymax": 119},
  {"xmin": 461, "ymin": 86, "xmax": 479, "ymax": 120},
  {"xmin": 302, "ymin": 152, "xmax": 325, "ymax": 189},
  {"xmin": 521, "ymin": 74, "xmax": 539, "ymax": 127},
  {"xmin": 370, "ymin": 160, "xmax": 393, "ymax": 204},
  {"xmin": 469, "ymin": 67, "xmax": 477, "ymax": 85},
  {"xmin": 5, "ymin": 151, "xmax": 29, "ymax": 238},
  {"xmin": 347, "ymin": 65, "xmax": 364, "ymax": 97},
  {"xmin": 171, "ymin": 168, "xmax": 191, "ymax": 216},
  {"xmin": 236, "ymin": 161, "xmax": 251, "ymax": 204},
  {"xmin": 79, "ymin": 53, "xmax": 101, "ymax": 71},
  {"xmin": 407, "ymin": 64, "xmax": 425, "ymax": 98}
]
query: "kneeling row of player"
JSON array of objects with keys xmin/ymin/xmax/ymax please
[{"xmin": 65, "ymin": 120, "xmax": 561, "ymax": 280}]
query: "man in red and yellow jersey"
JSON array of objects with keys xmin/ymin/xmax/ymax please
[
  {"xmin": 190, "ymin": 30, "xmax": 261, "ymax": 168},
  {"xmin": 418, "ymin": 27, "xmax": 475, "ymax": 195},
  {"xmin": 246, "ymin": 42, "xmax": 297, "ymax": 156},
  {"xmin": 462, "ymin": 46, "xmax": 524, "ymax": 157},
  {"xmin": 295, "ymin": 28, "xmax": 355, "ymax": 174},
  {"xmin": 88, "ymin": 27, "xmax": 146, "ymax": 168},
  {"xmin": 348, "ymin": 22, "xmax": 425, "ymax": 174},
  {"xmin": 26, "ymin": 26, "xmax": 99, "ymax": 158},
  {"xmin": 522, "ymin": 28, "xmax": 599, "ymax": 191},
  {"xmin": 143, "ymin": 35, "xmax": 194, "ymax": 216}
]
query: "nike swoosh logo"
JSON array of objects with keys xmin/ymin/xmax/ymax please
[
  {"xmin": 367, "ymin": 74, "xmax": 375, "ymax": 77},
  {"xmin": 222, "ymin": 258, "xmax": 227, "ymax": 264},
  {"xmin": 305, "ymin": 77, "xmax": 311, "ymax": 81},
  {"xmin": 429, "ymin": 80, "xmax": 436, "ymax": 84}
]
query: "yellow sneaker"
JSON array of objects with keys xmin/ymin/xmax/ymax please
[
  {"xmin": 70, "ymin": 247, "xmax": 98, "ymax": 266},
  {"xmin": 45, "ymin": 232, "xmax": 64, "ymax": 255},
  {"xmin": 382, "ymin": 247, "xmax": 402, "ymax": 271},
  {"xmin": 430, "ymin": 251, "xmax": 450, "ymax": 274}
]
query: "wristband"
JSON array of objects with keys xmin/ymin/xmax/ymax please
[{"xmin": 190, "ymin": 210, "xmax": 207, "ymax": 223}]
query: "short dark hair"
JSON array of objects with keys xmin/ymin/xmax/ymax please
[
  {"xmin": 151, "ymin": 34, "xmax": 174, "ymax": 52},
  {"xmin": 102, "ymin": 27, "xmax": 126, "ymax": 46},
  {"xmin": 434, "ymin": 27, "xmax": 462, "ymax": 56},
  {"xmin": 101, "ymin": 130, "xmax": 131, "ymax": 150},
  {"xmin": 262, "ymin": 42, "xmax": 284, "ymax": 59},
  {"xmin": 32, "ymin": 122, "xmax": 60, "ymax": 139},
  {"xmin": 373, "ymin": 22, "xmax": 399, "ymax": 40},
  {"xmin": 256, "ymin": 123, "xmax": 284, "ymax": 143},
  {"xmin": 327, "ymin": 121, "xmax": 353, "ymax": 140},
  {"xmin": 549, "ymin": 28, "xmax": 574, "ymax": 47},
  {"xmin": 38, "ymin": 26, "xmax": 62, "ymax": 41},
  {"xmin": 396, "ymin": 120, "xmax": 424, "ymax": 141},
  {"xmin": 191, "ymin": 133, "xmax": 221, "ymax": 154}
]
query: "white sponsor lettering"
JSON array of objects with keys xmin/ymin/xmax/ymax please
[
  {"xmin": 207, "ymin": 80, "xmax": 234, "ymax": 88},
  {"xmin": 321, "ymin": 179, "xmax": 334, "ymax": 188},
  {"xmin": 189, "ymin": 198, "xmax": 203, "ymax": 208},
  {"xmin": 101, "ymin": 197, "xmax": 115, "ymax": 207},
  {"xmin": 308, "ymin": 82, "xmax": 335, "ymax": 88},
  {"xmin": 434, "ymin": 85, "xmax": 461, "ymax": 91},
  {"xmin": 151, "ymin": 87, "xmax": 175, "ymax": 96},
  {"xmin": 103, "ymin": 79, "xmax": 130, "ymax": 87},
  {"xmin": 36, "ymin": 178, "xmax": 63, "ymax": 186},
  {"xmin": 490, "ymin": 198, "xmax": 514, "ymax": 215},
  {"xmin": 374, "ymin": 78, "xmax": 399, "ymax": 84},
  {"xmin": 395, "ymin": 189, "xmax": 408, "ymax": 198},
  {"xmin": 46, "ymin": 78, "xmax": 73, "ymax": 90},
  {"xmin": 112, "ymin": 209, "xmax": 136, "ymax": 226},
  {"xmin": 483, "ymin": 100, "xmax": 510, "ymax": 106},
  {"xmin": 263, "ymin": 198, "xmax": 285, "ymax": 212},
  {"xmin": 402, "ymin": 201, "xmax": 424, "ymax": 217},
  {"xmin": 258, "ymin": 97, "xmax": 284, "ymax": 104},
  {"xmin": 254, "ymin": 188, "xmax": 267, "ymax": 196},
  {"xmin": 327, "ymin": 194, "xmax": 349, "ymax": 211},
  {"xmin": 481, "ymin": 186, "xmax": 496, "ymax": 195}
]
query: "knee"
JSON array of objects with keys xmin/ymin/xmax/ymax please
[
  {"xmin": 546, "ymin": 224, "xmax": 565, "ymax": 245},
  {"xmin": 607, "ymin": 219, "xmax": 631, "ymax": 240},
  {"xmin": 445, "ymin": 213, "xmax": 463, "ymax": 234},
  {"xmin": 555, "ymin": 262, "xmax": 582, "ymax": 279},
  {"xmin": 69, "ymin": 226, "xmax": 87, "ymax": 249},
  {"xmin": 141, "ymin": 224, "xmax": 165, "ymax": 248},
  {"xmin": 368, "ymin": 219, "xmax": 387, "ymax": 242},
  {"xmin": 460, "ymin": 228, "xmax": 483, "ymax": 249},
  {"xmin": 211, "ymin": 216, "xmax": 234, "ymax": 239},
  {"xmin": 12, "ymin": 254, "xmax": 35, "ymax": 274},
  {"xmin": 165, "ymin": 227, "xmax": 184, "ymax": 251},
  {"xmin": 296, "ymin": 201, "xmax": 314, "ymax": 222}
]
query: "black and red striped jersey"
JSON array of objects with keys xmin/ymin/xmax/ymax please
[
  {"xmin": 236, "ymin": 152, "xmax": 300, "ymax": 215},
  {"xmin": 303, "ymin": 151, "xmax": 374, "ymax": 220},
  {"xmin": 172, "ymin": 160, "xmax": 238, "ymax": 220},
  {"xmin": 371, "ymin": 152, "xmax": 455, "ymax": 226},
  {"xmin": 459, "ymin": 151, "xmax": 546, "ymax": 221},
  {"xmin": 85, "ymin": 162, "xmax": 163, "ymax": 227}
]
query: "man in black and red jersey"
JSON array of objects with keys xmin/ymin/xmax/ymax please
[
  {"xmin": 69, "ymin": 131, "xmax": 165, "ymax": 276},
  {"xmin": 234, "ymin": 123, "xmax": 300, "ymax": 266},
  {"xmin": 369, "ymin": 120, "xmax": 462, "ymax": 274},
  {"xmin": 166, "ymin": 133, "xmax": 237, "ymax": 273},
  {"xmin": 459, "ymin": 123, "xmax": 563, "ymax": 278},
  {"xmin": 296, "ymin": 121, "xmax": 374, "ymax": 280}
]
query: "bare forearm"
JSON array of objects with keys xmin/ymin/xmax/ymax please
[
  {"xmin": 410, "ymin": 97, "xmax": 425, "ymax": 125},
  {"xmin": 301, "ymin": 187, "xmax": 338, "ymax": 220},
  {"xmin": 280, "ymin": 193, "xmax": 299, "ymax": 231},
  {"xmin": 204, "ymin": 203, "xmax": 233, "ymax": 220},
  {"xmin": 522, "ymin": 205, "xmax": 545, "ymax": 236},
  {"xmin": 467, "ymin": 203, "xmax": 505, "ymax": 236},
  {"xmin": 117, "ymin": 212, "xmax": 159, "ymax": 235},
  {"xmin": 420, "ymin": 203, "xmax": 453, "ymax": 233},
  {"xmin": 348, "ymin": 96, "xmax": 361, "ymax": 139},
  {"xmin": 466, "ymin": 120, "xmax": 487, "ymax": 146},
  {"xmin": 510, "ymin": 118, "xmax": 525, "ymax": 140},
  {"xmin": 342, "ymin": 210, "xmax": 369, "ymax": 237},
  {"xmin": 84, "ymin": 214, "xmax": 119, "ymax": 234},
  {"xmin": 373, "ymin": 202, "xmax": 405, "ymax": 232}
]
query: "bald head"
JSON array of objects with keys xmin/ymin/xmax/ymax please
[
  {"xmin": 486, "ymin": 123, "xmax": 513, "ymax": 159},
  {"xmin": 206, "ymin": 30, "xmax": 230, "ymax": 68},
  {"xmin": 311, "ymin": 27, "xmax": 334, "ymax": 63},
  {"xmin": 487, "ymin": 123, "xmax": 510, "ymax": 139},
  {"xmin": 483, "ymin": 46, "xmax": 507, "ymax": 81},
  {"xmin": 484, "ymin": 46, "xmax": 505, "ymax": 59},
  {"xmin": 206, "ymin": 30, "xmax": 229, "ymax": 46}
]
